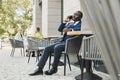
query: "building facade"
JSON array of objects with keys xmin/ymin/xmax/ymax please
[
  {"xmin": 32, "ymin": 0, "xmax": 61, "ymax": 36},
  {"xmin": 32, "ymin": 0, "xmax": 92, "ymax": 63},
  {"xmin": 32, "ymin": 0, "xmax": 90, "ymax": 36}
]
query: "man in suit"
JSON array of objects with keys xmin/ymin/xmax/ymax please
[{"xmin": 29, "ymin": 11, "xmax": 83, "ymax": 75}]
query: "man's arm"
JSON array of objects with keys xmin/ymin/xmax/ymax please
[
  {"xmin": 62, "ymin": 28, "xmax": 72, "ymax": 32},
  {"xmin": 62, "ymin": 21, "xmax": 81, "ymax": 32}
]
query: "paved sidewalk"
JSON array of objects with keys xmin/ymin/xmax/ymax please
[{"xmin": 0, "ymin": 45, "xmax": 111, "ymax": 80}]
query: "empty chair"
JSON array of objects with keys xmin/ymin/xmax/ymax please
[
  {"xmin": 49, "ymin": 37, "xmax": 62, "ymax": 45},
  {"xmin": 9, "ymin": 39, "xmax": 25, "ymax": 56},
  {"xmin": 36, "ymin": 37, "xmax": 50, "ymax": 61},
  {"xmin": 27, "ymin": 37, "xmax": 49, "ymax": 63}
]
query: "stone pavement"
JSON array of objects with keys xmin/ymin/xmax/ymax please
[{"xmin": 0, "ymin": 45, "xmax": 111, "ymax": 80}]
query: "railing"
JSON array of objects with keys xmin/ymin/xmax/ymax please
[
  {"xmin": 79, "ymin": 35, "xmax": 103, "ymax": 80},
  {"xmin": 81, "ymin": 35, "xmax": 102, "ymax": 60}
]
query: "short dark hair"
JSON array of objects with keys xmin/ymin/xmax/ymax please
[
  {"xmin": 76, "ymin": 11, "xmax": 83, "ymax": 19},
  {"xmin": 36, "ymin": 27, "xmax": 40, "ymax": 32},
  {"xmin": 74, "ymin": 11, "xmax": 83, "ymax": 21}
]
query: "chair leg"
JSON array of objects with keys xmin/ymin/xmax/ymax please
[
  {"xmin": 10, "ymin": 48, "xmax": 13, "ymax": 56},
  {"xmin": 49, "ymin": 53, "xmax": 51, "ymax": 69},
  {"xmin": 23, "ymin": 48, "xmax": 25, "ymax": 57},
  {"xmin": 11, "ymin": 48, "xmax": 15, "ymax": 56},
  {"xmin": 66, "ymin": 55, "xmax": 71, "ymax": 71},
  {"xmin": 20, "ymin": 48, "xmax": 22, "ymax": 56},
  {"xmin": 36, "ymin": 53, "xmax": 38, "ymax": 62},
  {"xmin": 77, "ymin": 54, "xmax": 82, "ymax": 70},
  {"xmin": 64, "ymin": 53, "xmax": 66, "ymax": 76},
  {"xmin": 81, "ymin": 59, "xmax": 85, "ymax": 80},
  {"xmin": 36, "ymin": 51, "xmax": 40, "ymax": 62},
  {"xmin": 28, "ymin": 51, "xmax": 31, "ymax": 63},
  {"xmin": 13, "ymin": 48, "xmax": 15, "ymax": 56},
  {"xmin": 10, "ymin": 48, "xmax": 14, "ymax": 56}
]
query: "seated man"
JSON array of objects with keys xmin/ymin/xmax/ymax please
[
  {"xmin": 31, "ymin": 27, "xmax": 43, "ymax": 57},
  {"xmin": 25, "ymin": 27, "xmax": 43, "ymax": 57},
  {"xmin": 29, "ymin": 11, "xmax": 83, "ymax": 76}
]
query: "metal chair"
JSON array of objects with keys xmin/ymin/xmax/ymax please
[
  {"xmin": 27, "ymin": 37, "xmax": 49, "ymax": 63},
  {"xmin": 36, "ymin": 37, "xmax": 50, "ymax": 61},
  {"xmin": 80, "ymin": 35, "xmax": 102, "ymax": 80},
  {"xmin": 9, "ymin": 39, "xmax": 25, "ymax": 56},
  {"xmin": 62, "ymin": 35, "xmax": 83, "ymax": 76},
  {"xmin": 47, "ymin": 36, "xmax": 83, "ymax": 76},
  {"xmin": 49, "ymin": 37, "xmax": 62, "ymax": 45},
  {"xmin": 48, "ymin": 37, "xmax": 63, "ymax": 69}
]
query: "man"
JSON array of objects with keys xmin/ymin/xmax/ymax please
[{"xmin": 29, "ymin": 11, "xmax": 83, "ymax": 76}]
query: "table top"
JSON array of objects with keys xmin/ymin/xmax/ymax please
[
  {"xmin": 67, "ymin": 31, "xmax": 93, "ymax": 35},
  {"xmin": 43, "ymin": 35, "xmax": 62, "ymax": 39}
]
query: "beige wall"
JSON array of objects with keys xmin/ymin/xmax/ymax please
[
  {"xmin": 32, "ymin": 0, "xmax": 91, "ymax": 36},
  {"xmin": 42, "ymin": 0, "xmax": 48, "ymax": 36},
  {"xmin": 33, "ymin": 0, "xmax": 41, "ymax": 28},
  {"xmin": 64, "ymin": 0, "xmax": 81, "ymax": 19},
  {"xmin": 48, "ymin": 0, "xmax": 61, "ymax": 36},
  {"xmin": 33, "ymin": 0, "xmax": 61, "ymax": 36}
]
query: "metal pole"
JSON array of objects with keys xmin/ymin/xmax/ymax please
[
  {"xmin": 61, "ymin": 0, "xmax": 63, "ymax": 23},
  {"xmin": 61, "ymin": 0, "xmax": 63, "ymax": 35}
]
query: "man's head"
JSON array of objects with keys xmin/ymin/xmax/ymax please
[
  {"xmin": 17, "ymin": 28, "xmax": 22, "ymax": 33},
  {"xmin": 73, "ymin": 11, "xmax": 83, "ymax": 21},
  {"xmin": 35, "ymin": 27, "xmax": 40, "ymax": 33}
]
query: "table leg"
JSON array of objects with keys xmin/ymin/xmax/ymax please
[
  {"xmin": 75, "ymin": 72, "xmax": 102, "ymax": 80},
  {"xmin": 75, "ymin": 60, "xmax": 102, "ymax": 80}
]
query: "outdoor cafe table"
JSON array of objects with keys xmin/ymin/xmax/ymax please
[
  {"xmin": 67, "ymin": 31, "xmax": 93, "ymax": 36},
  {"xmin": 44, "ymin": 35, "xmax": 62, "ymax": 40}
]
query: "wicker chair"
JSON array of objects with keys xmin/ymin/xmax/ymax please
[
  {"xmin": 9, "ymin": 39, "xmax": 25, "ymax": 56},
  {"xmin": 27, "ymin": 37, "xmax": 49, "ymax": 63}
]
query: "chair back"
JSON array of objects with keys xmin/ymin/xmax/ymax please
[
  {"xmin": 27, "ymin": 37, "xmax": 38, "ymax": 51},
  {"xmin": 9, "ymin": 39, "xmax": 24, "ymax": 48},
  {"xmin": 81, "ymin": 35, "xmax": 102, "ymax": 60},
  {"xmin": 37, "ymin": 38, "xmax": 49, "ymax": 48},
  {"xmin": 27, "ymin": 37, "xmax": 49, "ymax": 51},
  {"xmin": 65, "ymin": 35, "xmax": 83, "ymax": 54},
  {"xmin": 50, "ymin": 37, "xmax": 62, "ymax": 45}
]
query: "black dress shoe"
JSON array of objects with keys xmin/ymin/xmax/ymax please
[
  {"xmin": 45, "ymin": 68, "xmax": 57, "ymax": 75},
  {"xmin": 29, "ymin": 69, "xmax": 43, "ymax": 76}
]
